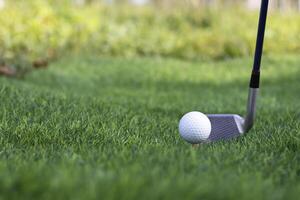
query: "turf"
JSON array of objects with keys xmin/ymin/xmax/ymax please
[{"xmin": 0, "ymin": 55, "xmax": 300, "ymax": 200}]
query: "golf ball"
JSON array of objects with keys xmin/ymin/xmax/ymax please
[{"xmin": 179, "ymin": 112, "xmax": 212, "ymax": 144}]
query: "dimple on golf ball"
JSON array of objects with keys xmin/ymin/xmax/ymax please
[{"xmin": 179, "ymin": 111, "xmax": 212, "ymax": 144}]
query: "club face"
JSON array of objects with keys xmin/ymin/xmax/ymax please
[{"xmin": 207, "ymin": 114, "xmax": 245, "ymax": 142}]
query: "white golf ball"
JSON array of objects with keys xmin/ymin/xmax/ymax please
[{"xmin": 179, "ymin": 111, "xmax": 212, "ymax": 144}]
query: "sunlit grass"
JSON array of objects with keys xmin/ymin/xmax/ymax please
[{"xmin": 0, "ymin": 55, "xmax": 299, "ymax": 199}]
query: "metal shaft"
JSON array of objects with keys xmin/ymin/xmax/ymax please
[{"xmin": 244, "ymin": 88, "xmax": 258, "ymax": 132}]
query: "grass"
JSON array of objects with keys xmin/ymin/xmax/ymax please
[{"xmin": 0, "ymin": 55, "xmax": 300, "ymax": 199}]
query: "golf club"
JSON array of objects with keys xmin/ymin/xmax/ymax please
[{"xmin": 207, "ymin": 0, "xmax": 269, "ymax": 142}]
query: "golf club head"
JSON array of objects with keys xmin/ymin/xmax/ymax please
[
  {"xmin": 205, "ymin": 88, "xmax": 258, "ymax": 142},
  {"xmin": 207, "ymin": 114, "xmax": 245, "ymax": 142}
]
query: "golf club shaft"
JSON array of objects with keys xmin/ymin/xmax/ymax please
[
  {"xmin": 250, "ymin": 0, "xmax": 269, "ymax": 88},
  {"xmin": 245, "ymin": 0, "xmax": 269, "ymax": 132}
]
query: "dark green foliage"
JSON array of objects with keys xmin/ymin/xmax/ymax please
[{"xmin": 1, "ymin": 2, "xmax": 300, "ymax": 73}]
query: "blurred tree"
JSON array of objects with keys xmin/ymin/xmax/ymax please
[
  {"xmin": 3, "ymin": 0, "xmax": 300, "ymax": 11},
  {"xmin": 65, "ymin": 0, "xmax": 300, "ymax": 11}
]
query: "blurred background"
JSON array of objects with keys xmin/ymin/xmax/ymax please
[{"xmin": 0, "ymin": 0, "xmax": 299, "ymax": 76}]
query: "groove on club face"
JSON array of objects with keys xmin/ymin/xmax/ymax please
[{"xmin": 207, "ymin": 114, "xmax": 245, "ymax": 142}]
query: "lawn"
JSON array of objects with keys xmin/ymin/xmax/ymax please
[{"xmin": 0, "ymin": 55, "xmax": 299, "ymax": 200}]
